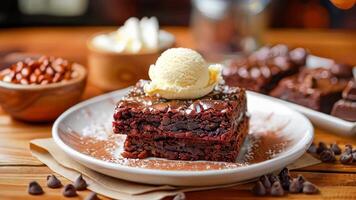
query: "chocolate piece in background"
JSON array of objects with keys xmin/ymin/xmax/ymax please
[
  {"xmin": 251, "ymin": 181, "xmax": 267, "ymax": 196},
  {"xmin": 270, "ymin": 181, "xmax": 285, "ymax": 196},
  {"xmin": 278, "ymin": 168, "xmax": 291, "ymax": 190},
  {"xmin": 74, "ymin": 174, "xmax": 88, "ymax": 191},
  {"xmin": 47, "ymin": 174, "xmax": 62, "ymax": 188},
  {"xmin": 28, "ymin": 181, "xmax": 44, "ymax": 195},
  {"xmin": 330, "ymin": 144, "xmax": 342, "ymax": 155},
  {"xmin": 345, "ymin": 144, "xmax": 353, "ymax": 154},
  {"xmin": 316, "ymin": 142, "xmax": 328, "ymax": 154},
  {"xmin": 289, "ymin": 178, "xmax": 303, "ymax": 193},
  {"xmin": 330, "ymin": 63, "xmax": 353, "ymax": 79},
  {"xmin": 268, "ymin": 174, "xmax": 280, "ymax": 184},
  {"xmin": 331, "ymin": 80, "xmax": 356, "ymax": 121},
  {"xmin": 320, "ymin": 149, "xmax": 336, "ymax": 163},
  {"xmin": 340, "ymin": 153, "xmax": 353, "ymax": 164},
  {"xmin": 63, "ymin": 184, "xmax": 78, "ymax": 197},
  {"xmin": 259, "ymin": 175, "xmax": 272, "ymax": 189}
]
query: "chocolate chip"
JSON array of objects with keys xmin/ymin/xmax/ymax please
[
  {"xmin": 63, "ymin": 184, "xmax": 77, "ymax": 197},
  {"xmin": 251, "ymin": 181, "xmax": 266, "ymax": 196},
  {"xmin": 297, "ymin": 175, "xmax": 306, "ymax": 184},
  {"xmin": 74, "ymin": 174, "xmax": 88, "ymax": 191},
  {"xmin": 330, "ymin": 144, "xmax": 342, "ymax": 155},
  {"xmin": 259, "ymin": 175, "xmax": 271, "ymax": 189},
  {"xmin": 320, "ymin": 149, "xmax": 336, "ymax": 163},
  {"xmin": 28, "ymin": 181, "xmax": 44, "ymax": 195},
  {"xmin": 340, "ymin": 153, "xmax": 353, "ymax": 164},
  {"xmin": 316, "ymin": 142, "xmax": 328, "ymax": 154},
  {"xmin": 307, "ymin": 143, "xmax": 318, "ymax": 154},
  {"xmin": 302, "ymin": 181, "xmax": 319, "ymax": 194},
  {"xmin": 345, "ymin": 144, "xmax": 353, "ymax": 154},
  {"xmin": 353, "ymin": 152, "xmax": 356, "ymax": 163},
  {"xmin": 270, "ymin": 181, "xmax": 284, "ymax": 196},
  {"xmin": 289, "ymin": 178, "xmax": 303, "ymax": 193},
  {"xmin": 46, "ymin": 174, "xmax": 62, "ymax": 188},
  {"xmin": 268, "ymin": 174, "xmax": 280, "ymax": 184},
  {"xmin": 85, "ymin": 192, "xmax": 101, "ymax": 200},
  {"xmin": 173, "ymin": 192, "xmax": 186, "ymax": 200},
  {"xmin": 278, "ymin": 168, "xmax": 291, "ymax": 190}
]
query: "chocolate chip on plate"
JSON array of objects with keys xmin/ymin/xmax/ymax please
[
  {"xmin": 278, "ymin": 168, "xmax": 291, "ymax": 190},
  {"xmin": 28, "ymin": 181, "xmax": 44, "ymax": 195},
  {"xmin": 47, "ymin": 174, "xmax": 62, "ymax": 188},
  {"xmin": 316, "ymin": 142, "xmax": 328, "ymax": 154},
  {"xmin": 85, "ymin": 192, "xmax": 101, "ymax": 200},
  {"xmin": 63, "ymin": 184, "xmax": 77, "ymax": 197},
  {"xmin": 340, "ymin": 153, "xmax": 353, "ymax": 164},
  {"xmin": 307, "ymin": 143, "xmax": 318, "ymax": 154},
  {"xmin": 330, "ymin": 144, "xmax": 342, "ymax": 155},
  {"xmin": 259, "ymin": 175, "xmax": 271, "ymax": 189},
  {"xmin": 173, "ymin": 192, "xmax": 186, "ymax": 200},
  {"xmin": 74, "ymin": 174, "xmax": 88, "ymax": 191},
  {"xmin": 270, "ymin": 181, "xmax": 284, "ymax": 196},
  {"xmin": 289, "ymin": 178, "xmax": 303, "ymax": 193},
  {"xmin": 320, "ymin": 149, "xmax": 336, "ymax": 163},
  {"xmin": 302, "ymin": 181, "xmax": 319, "ymax": 194},
  {"xmin": 252, "ymin": 181, "xmax": 266, "ymax": 196}
]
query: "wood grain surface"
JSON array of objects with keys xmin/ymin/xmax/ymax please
[{"xmin": 0, "ymin": 27, "xmax": 355, "ymax": 200}]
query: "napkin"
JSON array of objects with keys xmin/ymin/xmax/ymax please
[{"xmin": 30, "ymin": 138, "xmax": 320, "ymax": 200}]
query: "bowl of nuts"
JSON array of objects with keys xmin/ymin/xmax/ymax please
[{"xmin": 0, "ymin": 55, "xmax": 87, "ymax": 122}]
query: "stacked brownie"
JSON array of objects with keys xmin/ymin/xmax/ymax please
[
  {"xmin": 113, "ymin": 80, "xmax": 249, "ymax": 162},
  {"xmin": 331, "ymin": 80, "xmax": 356, "ymax": 121},
  {"xmin": 223, "ymin": 44, "xmax": 308, "ymax": 93}
]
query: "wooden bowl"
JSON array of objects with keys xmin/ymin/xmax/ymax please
[
  {"xmin": 0, "ymin": 63, "xmax": 87, "ymax": 122},
  {"xmin": 87, "ymin": 31, "xmax": 175, "ymax": 91}
]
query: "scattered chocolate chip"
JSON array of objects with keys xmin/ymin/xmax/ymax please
[
  {"xmin": 320, "ymin": 149, "xmax": 336, "ymax": 163},
  {"xmin": 47, "ymin": 174, "xmax": 62, "ymax": 188},
  {"xmin": 289, "ymin": 178, "xmax": 303, "ymax": 193},
  {"xmin": 28, "ymin": 181, "xmax": 44, "ymax": 195},
  {"xmin": 74, "ymin": 174, "xmax": 88, "ymax": 191},
  {"xmin": 85, "ymin": 192, "xmax": 100, "ymax": 200},
  {"xmin": 345, "ymin": 144, "xmax": 353, "ymax": 154},
  {"xmin": 307, "ymin": 143, "xmax": 318, "ymax": 154},
  {"xmin": 270, "ymin": 181, "xmax": 284, "ymax": 196},
  {"xmin": 297, "ymin": 175, "xmax": 306, "ymax": 184},
  {"xmin": 268, "ymin": 174, "xmax": 280, "ymax": 184},
  {"xmin": 173, "ymin": 192, "xmax": 186, "ymax": 200},
  {"xmin": 340, "ymin": 153, "xmax": 353, "ymax": 164},
  {"xmin": 302, "ymin": 181, "xmax": 319, "ymax": 194},
  {"xmin": 63, "ymin": 184, "xmax": 77, "ymax": 197},
  {"xmin": 260, "ymin": 175, "xmax": 271, "ymax": 189},
  {"xmin": 330, "ymin": 144, "xmax": 342, "ymax": 155},
  {"xmin": 278, "ymin": 168, "xmax": 291, "ymax": 190},
  {"xmin": 252, "ymin": 181, "xmax": 266, "ymax": 196},
  {"xmin": 316, "ymin": 142, "xmax": 328, "ymax": 154},
  {"xmin": 352, "ymin": 152, "xmax": 356, "ymax": 163}
]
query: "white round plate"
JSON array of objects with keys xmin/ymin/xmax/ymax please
[{"xmin": 52, "ymin": 88, "xmax": 313, "ymax": 186}]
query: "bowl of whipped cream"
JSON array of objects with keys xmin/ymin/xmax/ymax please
[{"xmin": 87, "ymin": 17, "xmax": 175, "ymax": 91}]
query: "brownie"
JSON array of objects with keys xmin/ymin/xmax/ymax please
[
  {"xmin": 331, "ymin": 80, "xmax": 356, "ymax": 121},
  {"xmin": 113, "ymin": 80, "xmax": 249, "ymax": 162},
  {"xmin": 222, "ymin": 44, "xmax": 308, "ymax": 93},
  {"xmin": 270, "ymin": 68, "xmax": 349, "ymax": 114}
]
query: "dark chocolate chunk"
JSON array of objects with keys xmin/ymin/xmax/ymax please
[
  {"xmin": 270, "ymin": 181, "xmax": 285, "ymax": 196},
  {"xmin": 28, "ymin": 181, "xmax": 44, "ymax": 195},
  {"xmin": 74, "ymin": 174, "xmax": 88, "ymax": 191},
  {"xmin": 316, "ymin": 142, "xmax": 328, "ymax": 154},
  {"xmin": 320, "ymin": 149, "xmax": 336, "ymax": 163},
  {"xmin": 278, "ymin": 168, "xmax": 291, "ymax": 190},
  {"xmin": 259, "ymin": 175, "xmax": 272, "ymax": 189},
  {"xmin": 173, "ymin": 192, "xmax": 186, "ymax": 200},
  {"xmin": 289, "ymin": 178, "xmax": 303, "ymax": 193},
  {"xmin": 345, "ymin": 144, "xmax": 353, "ymax": 154},
  {"xmin": 297, "ymin": 175, "xmax": 306, "ymax": 184},
  {"xmin": 340, "ymin": 153, "xmax": 353, "ymax": 164},
  {"xmin": 330, "ymin": 144, "xmax": 342, "ymax": 155},
  {"xmin": 63, "ymin": 184, "xmax": 77, "ymax": 197},
  {"xmin": 302, "ymin": 181, "xmax": 319, "ymax": 194},
  {"xmin": 307, "ymin": 143, "xmax": 318, "ymax": 154},
  {"xmin": 268, "ymin": 174, "xmax": 280, "ymax": 184},
  {"xmin": 47, "ymin": 174, "xmax": 62, "ymax": 188},
  {"xmin": 85, "ymin": 192, "xmax": 100, "ymax": 200},
  {"xmin": 342, "ymin": 80, "xmax": 356, "ymax": 101},
  {"xmin": 331, "ymin": 64, "xmax": 353, "ymax": 79},
  {"xmin": 252, "ymin": 181, "xmax": 266, "ymax": 196}
]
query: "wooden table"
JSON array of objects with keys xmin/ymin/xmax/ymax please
[{"xmin": 0, "ymin": 27, "xmax": 355, "ymax": 200}]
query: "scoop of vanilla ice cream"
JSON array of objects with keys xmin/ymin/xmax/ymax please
[{"xmin": 144, "ymin": 48, "xmax": 222, "ymax": 99}]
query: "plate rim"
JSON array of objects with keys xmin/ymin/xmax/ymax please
[{"xmin": 52, "ymin": 88, "xmax": 314, "ymax": 177}]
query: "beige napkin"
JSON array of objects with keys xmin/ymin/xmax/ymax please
[{"xmin": 30, "ymin": 138, "xmax": 320, "ymax": 200}]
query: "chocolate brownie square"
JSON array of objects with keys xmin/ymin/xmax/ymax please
[
  {"xmin": 331, "ymin": 80, "xmax": 356, "ymax": 121},
  {"xmin": 222, "ymin": 44, "xmax": 307, "ymax": 93},
  {"xmin": 113, "ymin": 80, "xmax": 249, "ymax": 162}
]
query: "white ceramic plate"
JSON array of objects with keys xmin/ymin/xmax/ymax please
[{"xmin": 52, "ymin": 88, "xmax": 313, "ymax": 186}]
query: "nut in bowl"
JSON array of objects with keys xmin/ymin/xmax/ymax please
[
  {"xmin": 0, "ymin": 55, "xmax": 87, "ymax": 122},
  {"xmin": 87, "ymin": 17, "xmax": 175, "ymax": 91}
]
